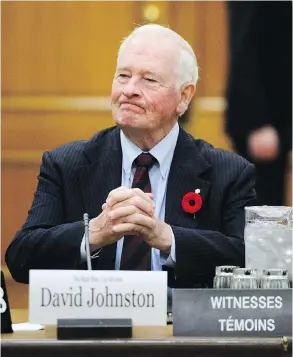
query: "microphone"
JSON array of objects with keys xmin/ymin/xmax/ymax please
[
  {"xmin": 83, "ymin": 213, "xmax": 92, "ymax": 270},
  {"xmin": 57, "ymin": 214, "xmax": 132, "ymax": 340}
]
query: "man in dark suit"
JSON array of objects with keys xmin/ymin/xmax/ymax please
[
  {"xmin": 6, "ymin": 24, "xmax": 256, "ymax": 289},
  {"xmin": 225, "ymin": 1, "xmax": 292, "ymax": 206}
]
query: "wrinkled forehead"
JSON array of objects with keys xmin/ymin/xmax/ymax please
[{"xmin": 117, "ymin": 35, "xmax": 179, "ymax": 77}]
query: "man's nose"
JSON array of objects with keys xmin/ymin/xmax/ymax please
[{"xmin": 122, "ymin": 77, "xmax": 140, "ymax": 97}]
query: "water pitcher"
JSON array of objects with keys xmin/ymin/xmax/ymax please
[{"xmin": 244, "ymin": 206, "xmax": 292, "ymax": 280}]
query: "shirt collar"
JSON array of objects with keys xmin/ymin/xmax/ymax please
[{"xmin": 120, "ymin": 122, "xmax": 179, "ymax": 179}]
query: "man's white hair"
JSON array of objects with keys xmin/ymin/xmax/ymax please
[{"xmin": 118, "ymin": 24, "xmax": 199, "ymax": 89}]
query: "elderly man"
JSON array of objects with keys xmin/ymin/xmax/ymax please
[{"xmin": 6, "ymin": 25, "xmax": 256, "ymax": 288}]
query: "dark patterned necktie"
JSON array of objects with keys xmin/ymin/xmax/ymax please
[{"xmin": 120, "ymin": 153, "xmax": 156, "ymax": 270}]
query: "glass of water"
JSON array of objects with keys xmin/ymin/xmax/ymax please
[
  {"xmin": 213, "ymin": 266, "xmax": 239, "ymax": 288},
  {"xmin": 233, "ymin": 268, "xmax": 258, "ymax": 276},
  {"xmin": 264, "ymin": 268, "xmax": 288, "ymax": 277},
  {"xmin": 231, "ymin": 268, "xmax": 258, "ymax": 289},
  {"xmin": 215, "ymin": 265, "xmax": 239, "ymax": 275},
  {"xmin": 260, "ymin": 269, "xmax": 290, "ymax": 289}
]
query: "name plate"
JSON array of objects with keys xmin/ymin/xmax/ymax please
[
  {"xmin": 29, "ymin": 270, "xmax": 167, "ymax": 326},
  {"xmin": 173, "ymin": 289, "xmax": 292, "ymax": 337}
]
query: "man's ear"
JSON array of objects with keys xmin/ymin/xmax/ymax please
[{"xmin": 176, "ymin": 83, "xmax": 196, "ymax": 116}]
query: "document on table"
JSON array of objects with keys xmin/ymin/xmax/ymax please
[{"xmin": 12, "ymin": 322, "xmax": 44, "ymax": 331}]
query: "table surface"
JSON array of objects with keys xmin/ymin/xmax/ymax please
[{"xmin": 1, "ymin": 310, "xmax": 292, "ymax": 357}]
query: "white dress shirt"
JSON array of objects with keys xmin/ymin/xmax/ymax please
[{"xmin": 81, "ymin": 122, "xmax": 179, "ymax": 270}]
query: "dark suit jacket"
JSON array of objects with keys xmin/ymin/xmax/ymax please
[
  {"xmin": 225, "ymin": 1, "xmax": 292, "ymax": 150},
  {"xmin": 6, "ymin": 126, "xmax": 256, "ymax": 287}
]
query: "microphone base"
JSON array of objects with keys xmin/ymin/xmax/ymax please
[{"xmin": 57, "ymin": 318, "xmax": 132, "ymax": 339}]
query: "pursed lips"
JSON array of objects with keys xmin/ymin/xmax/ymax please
[{"xmin": 119, "ymin": 102, "xmax": 144, "ymax": 110}]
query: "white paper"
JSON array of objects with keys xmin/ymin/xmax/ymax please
[{"xmin": 12, "ymin": 322, "xmax": 44, "ymax": 331}]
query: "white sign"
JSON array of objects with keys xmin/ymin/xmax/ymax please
[{"xmin": 29, "ymin": 270, "xmax": 167, "ymax": 326}]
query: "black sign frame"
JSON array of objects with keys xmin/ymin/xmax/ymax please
[{"xmin": 1, "ymin": 270, "xmax": 13, "ymax": 333}]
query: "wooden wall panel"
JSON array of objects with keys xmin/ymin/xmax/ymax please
[
  {"xmin": 2, "ymin": 110, "xmax": 113, "ymax": 151},
  {"xmin": 2, "ymin": 1, "xmax": 135, "ymax": 95},
  {"xmin": 2, "ymin": 166, "xmax": 39, "ymax": 261},
  {"xmin": 2, "ymin": 1, "xmax": 229, "ymax": 121},
  {"xmin": 201, "ymin": 1, "xmax": 228, "ymax": 97}
]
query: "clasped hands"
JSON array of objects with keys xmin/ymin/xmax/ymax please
[{"xmin": 88, "ymin": 186, "xmax": 172, "ymax": 255}]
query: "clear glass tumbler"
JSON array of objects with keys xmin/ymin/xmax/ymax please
[
  {"xmin": 215, "ymin": 265, "xmax": 239, "ymax": 275},
  {"xmin": 264, "ymin": 268, "xmax": 288, "ymax": 277},
  {"xmin": 213, "ymin": 266, "xmax": 239, "ymax": 288},
  {"xmin": 213, "ymin": 273, "xmax": 234, "ymax": 289},
  {"xmin": 260, "ymin": 270, "xmax": 290, "ymax": 289},
  {"xmin": 231, "ymin": 268, "xmax": 258, "ymax": 289}
]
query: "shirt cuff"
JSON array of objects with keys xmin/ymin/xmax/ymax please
[
  {"xmin": 80, "ymin": 235, "xmax": 101, "ymax": 262},
  {"xmin": 160, "ymin": 229, "xmax": 176, "ymax": 267}
]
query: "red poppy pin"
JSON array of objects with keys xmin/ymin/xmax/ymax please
[{"xmin": 182, "ymin": 189, "xmax": 202, "ymax": 218}]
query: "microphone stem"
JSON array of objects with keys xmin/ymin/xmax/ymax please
[{"xmin": 83, "ymin": 213, "xmax": 92, "ymax": 270}]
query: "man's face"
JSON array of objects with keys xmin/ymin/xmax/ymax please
[{"xmin": 111, "ymin": 35, "xmax": 180, "ymax": 133}]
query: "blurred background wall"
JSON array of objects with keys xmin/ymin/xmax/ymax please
[{"xmin": 1, "ymin": 1, "xmax": 291, "ymax": 308}]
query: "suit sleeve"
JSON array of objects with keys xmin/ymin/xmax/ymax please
[
  {"xmin": 171, "ymin": 163, "xmax": 256, "ymax": 288},
  {"xmin": 5, "ymin": 152, "xmax": 87, "ymax": 284}
]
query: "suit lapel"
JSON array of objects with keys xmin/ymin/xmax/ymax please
[
  {"xmin": 77, "ymin": 127, "xmax": 122, "ymax": 270},
  {"xmin": 165, "ymin": 128, "xmax": 211, "ymax": 229}
]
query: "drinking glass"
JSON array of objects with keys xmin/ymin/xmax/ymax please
[
  {"xmin": 233, "ymin": 268, "xmax": 258, "ymax": 276},
  {"xmin": 213, "ymin": 273, "xmax": 234, "ymax": 289},
  {"xmin": 260, "ymin": 269, "xmax": 290, "ymax": 288},
  {"xmin": 260, "ymin": 275, "xmax": 290, "ymax": 289},
  {"xmin": 233, "ymin": 267, "xmax": 264, "ymax": 288},
  {"xmin": 231, "ymin": 268, "xmax": 258, "ymax": 289},
  {"xmin": 215, "ymin": 265, "xmax": 239, "ymax": 275},
  {"xmin": 264, "ymin": 268, "xmax": 288, "ymax": 277},
  {"xmin": 230, "ymin": 275, "xmax": 258, "ymax": 289},
  {"xmin": 213, "ymin": 266, "xmax": 239, "ymax": 288}
]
